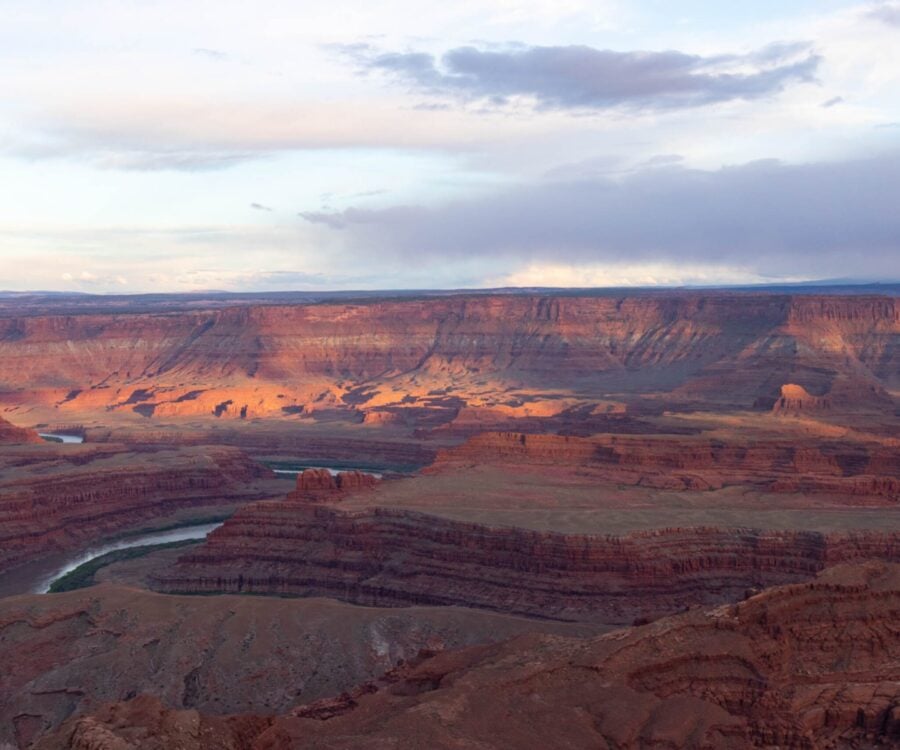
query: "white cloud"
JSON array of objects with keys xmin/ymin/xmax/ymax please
[
  {"xmin": 496, "ymin": 261, "xmax": 801, "ymax": 288},
  {"xmin": 0, "ymin": 0, "xmax": 897, "ymax": 290}
]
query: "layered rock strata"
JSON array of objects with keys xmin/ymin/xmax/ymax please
[
  {"xmin": 85, "ymin": 427, "xmax": 436, "ymax": 472},
  {"xmin": 0, "ymin": 293, "xmax": 895, "ymax": 421},
  {"xmin": 154, "ymin": 502, "xmax": 900, "ymax": 623},
  {"xmin": 436, "ymin": 431, "xmax": 900, "ymax": 498},
  {"xmin": 0, "ymin": 444, "xmax": 278, "ymax": 569},
  {"xmin": 287, "ymin": 469, "xmax": 378, "ymax": 501}
]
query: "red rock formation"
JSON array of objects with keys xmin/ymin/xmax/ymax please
[
  {"xmin": 436, "ymin": 431, "xmax": 900, "ymax": 498},
  {"xmin": 0, "ymin": 583, "xmax": 596, "ymax": 748},
  {"xmin": 0, "ymin": 444, "xmax": 280, "ymax": 570},
  {"xmin": 772, "ymin": 382, "xmax": 832, "ymax": 413},
  {"xmin": 293, "ymin": 468, "xmax": 338, "ymax": 492},
  {"xmin": 153, "ymin": 501, "xmax": 900, "ymax": 624},
  {"xmin": 0, "ymin": 415, "xmax": 40, "ymax": 444},
  {"xmin": 335, "ymin": 470, "xmax": 377, "ymax": 491},
  {"xmin": 286, "ymin": 469, "xmax": 378, "ymax": 502},
  {"xmin": 0, "ymin": 293, "xmax": 895, "ymax": 421},
  {"xmin": 34, "ymin": 562, "xmax": 900, "ymax": 749}
]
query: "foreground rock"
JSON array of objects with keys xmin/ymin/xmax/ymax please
[
  {"xmin": 0, "ymin": 585, "xmax": 599, "ymax": 747},
  {"xmin": 35, "ymin": 562, "xmax": 900, "ymax": 749}
]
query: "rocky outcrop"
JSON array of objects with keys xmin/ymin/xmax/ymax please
[
  {"xmin": 771, "ymin": 382, "xmax": 832, "ymax": 413},
  {"xmin": 0, "ymin": 444, "xmax": 279, "ymax": 570},
  {"xmin": 0, "ymin": 415, "xmax": 39, "ymax": 444},
  {"xmin": 286, "ymin": 469, "xmax": 378, "ymax": 501},
  {"xmin": 0, "ymin": 293, "xmax": 896, "ymax": 421},
  {"xmin": 34, "ymin": 562, "xmax": 900, "ymax": 749},
  {"xmin": 0, "ymin": 584, "xmax": 596, "ymax": 748},
  {"xmin": 153, "ymin": 502, "xmax": 900, "ymax": 624},
  {"xmin": 436, "ymin": 431, "xmax": 900, "ymax": 498}
]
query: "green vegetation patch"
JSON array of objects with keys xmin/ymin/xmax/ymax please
[{"xmin": 48, "ymin": 539, "xmax": 199, "ymax": 593}]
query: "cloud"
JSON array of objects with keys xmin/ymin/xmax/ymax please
[
  {"xmin": 3, "ymin": 135, "xmax": 259, "ymax": 171},
  {"xmin": 1, "ymin": 96, "xmax": 531, "ymax": 172},
  {"xmin": 60, "ymin": 270, "xmax": 129, "ymax": 287},
  {"xmin": 299, "ymin": 205, "xmax": 427, "ymax": 230},
  {"xmin": 193, "ymin": 48, "xmax": 230, "ymax": 61},
  {"xmin": 495, "ymin": 261, "xmax": 790, "ymax": 288},
  {"xmin": 250, "ymin": 202, "xmax": 274, "ymax": 211},
  {"xmin": 298, "ymin": 153, "xmax": 900, "ymax": 281},
  {"xmin": 355, "ymin": 41, "xmax": 821, "ymax": 111},
  {"xmin": 350, "ymin": 189, "xmax": 388, "ymax": 198},
  {"xmin": 821, "ymin": 96, "xmax": 844, "ymax": 108},
  {"xmin": 867, "ymin": 2, "xmax": 900, "ymax": 26}
]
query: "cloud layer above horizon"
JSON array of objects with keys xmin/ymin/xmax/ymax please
[
  {"xmin": 0, "ymin": 0, "xmax": 898, "ymax": 291},
  {"xmin": 355, "ymin": 41, "xmax": 820, "ymax": 111}
]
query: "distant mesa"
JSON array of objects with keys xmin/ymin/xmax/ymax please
[{"xmin": 772, "ymin": 382, "xmax": 832, "ymax": 414}]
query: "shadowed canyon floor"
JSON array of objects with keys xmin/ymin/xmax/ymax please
[
  {"xmin": 0, "ymin": 291, "xmax": 898, "ymax": 748},
  {"xmin": 0, "ymin": 584, "xmax": 601, "ymax": 748},
  {"xmin": 29, "ymin": 561, "xmax": 900, "ymax": 750}
]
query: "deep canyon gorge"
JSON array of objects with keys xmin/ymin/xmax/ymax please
[{"xmin": 1, "ymin": 290, "xmax": 898, "ymax": 749}]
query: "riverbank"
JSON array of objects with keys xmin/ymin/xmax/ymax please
[
  {"xmin": 49, "ymin": 539, "xmax": 199, "ymax": 592},
  {"xmin": 33, "ymin": 521, "xmax": 225, "ymax": 594}
]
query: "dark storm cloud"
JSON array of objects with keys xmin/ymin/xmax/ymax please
[
  {"xmin": 356, "ymin": 41, "xmax": 820, "ymax": 111},
  {"xmin": 298, "ymin": 154, "xmax": 900, "ymax": 279}
]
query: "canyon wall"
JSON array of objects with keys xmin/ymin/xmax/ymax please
[
  {"xmin": 0, "ymin": 415, "xmax": 39, "ymax": 444},
  {"xmin": 436, "ymin": 431, "xmax": 900, "ymax": 497},
  {"xmin": 0, "ymin": 444, "xmax": 279, "ymax": 570},
  {"xmin": 84, "ymin": 425, "xmax": 437, "ymax": 470},
  {"xmin": 0, "ymin": 293, "xmax": 895, "ymax": 420},
  {"xmin": 154, "ymin": 501, "xmax": 900, "ymax": 624}
]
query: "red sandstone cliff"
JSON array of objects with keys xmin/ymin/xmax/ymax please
[
  {"xmin": 286, "ymin": 469, "xmax": 377, "ymax": 501},
  {"xmin": 0, "ymin": 444, "xmax": 279, "ymax": 570},
  {"xmin": 153, "ymin": 501, "xmax": 900, "ymax": 624},
  {"xmin": 435, "ymin": 431, "xmax": 900, "ymax": 498},
  {"xmin": 0, "ymin": 293, "xmax": 895, "ymax": 421},
  {"xmin": 35, "ymin": 561, "xmax": 900, "ymax": 749},
  {"xmin": 0, "ymin": 415, "xmax": 40, "ymax": 444}
]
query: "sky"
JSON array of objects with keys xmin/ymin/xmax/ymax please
[{"xmin": 1, "ymin": 0, "xmax": 899, "ymax": 292}]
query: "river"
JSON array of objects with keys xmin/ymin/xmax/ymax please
[
  {"xmin": 0, "ymin": 522, "xmax": 223, "ymax": 597},
  {"xmin": 273, "ymin": 467, "xmax": 383, "ymax": 479},
  {"xmin": 38, "ymin": 433, "xmax": 85, "ymax": 444},
  {"xmin": 34, "ymin": 522, "xmax": 223, "ymax": 593}
]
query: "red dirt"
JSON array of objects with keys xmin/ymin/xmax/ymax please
[{"xmin": 34, "ymin": 561, "xmax": 900, "ymax": 750}]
